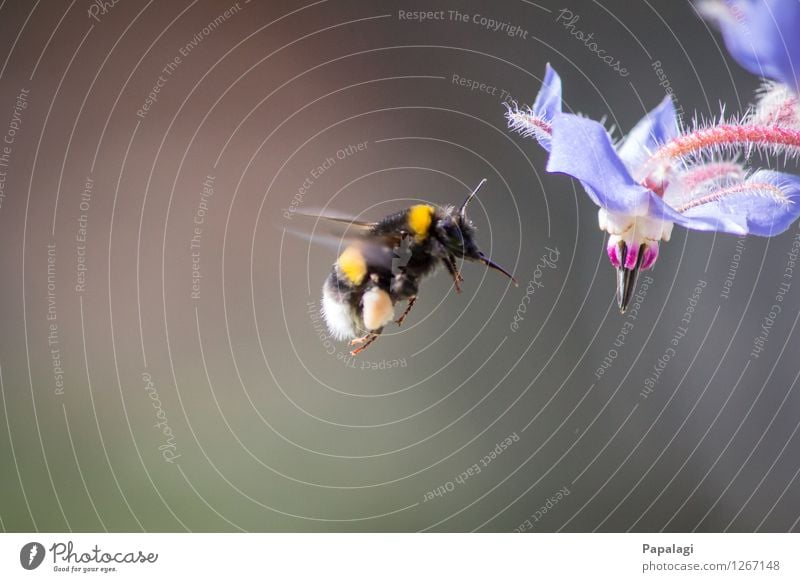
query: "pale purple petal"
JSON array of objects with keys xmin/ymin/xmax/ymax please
[
  {"xmin": 533, "ymin": 63, "xmax": 562, "ymax": 122},
  {"xmin": 723, "ymin": 170, "xmax": 800, "ymax": 235},
  {"xmin": 547, "ymin": 113, "xmax": 652, "ymax": 214},
  {"xmin": 702, "ymin": 0, "xmax": 800, "ymax": 92},
  {"xmin": 616, "ymin": 96, "xmax": 679, "ymax": 174},
  {"xmin": 653, "ymin": 170, "xmax": 800, "ymax": 235},
  {"xmin": 649, "ymin": 192, "xmax": 749, "ymax": 234}
]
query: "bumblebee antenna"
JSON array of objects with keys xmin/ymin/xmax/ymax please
[{"xmin": 460, "ymin": 178, "xmax": 487, "ymax": 221}]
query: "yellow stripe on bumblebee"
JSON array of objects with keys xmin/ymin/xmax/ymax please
[
  {"xmin": 336, "ymin": 245, "xmax": 367, "ymax": 285},
  {"xmin": 408, "ymin": 204, "xmax": 435, "ymax": 241}
]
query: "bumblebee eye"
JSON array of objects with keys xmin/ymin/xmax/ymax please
[
  {"xmin": 437, "ymin": 215, "xmax": 467, "ymax": 249},
  {"xmin": 448, "ymin": 225, "xmax": 467, "ymax": 248},
  {"xmin": 437, "ymin": 216, "xmax": 454, "ymax": 235}
]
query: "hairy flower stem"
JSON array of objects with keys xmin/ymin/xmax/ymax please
[
  {"xmin": 675, "ymin": 181, "xmax": 787, "ymax": 213},
  {"xmin": 649, "ymin": 124, "xmax": 800, "ymax": 167},
  {"xmin": 680, "ymin": 161, "xmax": 744, "ymax": 190},
  {"xmin": 505, "ymin": 107, "xmax": 553, "ymax": 138},
  {"xmin": 640, "ymin": 124, "xmax": 800, "ymax": 197}
]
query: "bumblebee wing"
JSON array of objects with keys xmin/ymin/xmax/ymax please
[
  {"xmin": 283, "ymin": 227, "xmax": 396, "ymax": 270},
  {"xmin": 290, "ymin": 208, "xmax": 379, "ymax": 235},
  {"xmin": 285, "ymin": 208, "xmax": 404, "ymax": 249},
  {"xmin": 352, "ymin": 238, "xmax": 396, "ymax": 272},
  {"xmin": 285, "ymin": 208, "xmax": 402, "ymax": 245},
  {"xmin": 289, "ymin": 207, "xmax": 426, "ymax": 252}
]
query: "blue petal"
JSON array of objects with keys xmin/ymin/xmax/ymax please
[
  {"xmin": 533, "ymin": 63, "xmax": 563, "ymax": 121},
  {"xmin": 649, "ymin": 193, "xmax": 749, "ymax": 234},
  {"xmin": 706, "ymin": 0, "xmax": 800, "ymax": 91},
  {"xmin": 657, "ymin": 170, "xmax": 800, "ymax": 235},
  {"xmin": 616, "ymin": 96, "xmax": 679, "ymax": 175},
  {"xmin": 729, "ymin": 170, "xmax": 800, "ymax": 235},
  {"xmin": 547, "ymin": 113, "xmax": 652, "ymax": 214}
]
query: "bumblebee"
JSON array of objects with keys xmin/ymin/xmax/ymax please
[{"xmin": 312, "ymin": 179, "xmax": 517, "ymax": 355}]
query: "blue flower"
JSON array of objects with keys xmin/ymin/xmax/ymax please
[
  {"xmin": 701, "ymin": 0, "xmax": 800, "ymax": 127},
  {"xmin": 699, "ymin": 0, "xmax": 800, "ymax": 92},
  {"xmin": 506, "ymin": 64, "xmax": 800, "ymax": 310}
]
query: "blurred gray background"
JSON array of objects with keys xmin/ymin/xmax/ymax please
[{"xmin": 0, "ymin": 0, "xmax": 798, "ymax": 532}]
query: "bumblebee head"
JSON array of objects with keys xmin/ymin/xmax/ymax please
[{"xmin": 435, "ymin": 179, "xmax": 517, "ymax": 285}]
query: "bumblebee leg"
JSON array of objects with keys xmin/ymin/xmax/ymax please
[
  {"xmin": 395, "ymin": 295, "xmax": 417, "ymax": 326},
  {"xmin": 444, "ymin": 254, "xmax": 463, "ymax": 293},
  {"xmin": 350, "ymin": 332, "xmax": 380, "ymax": 355}
]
